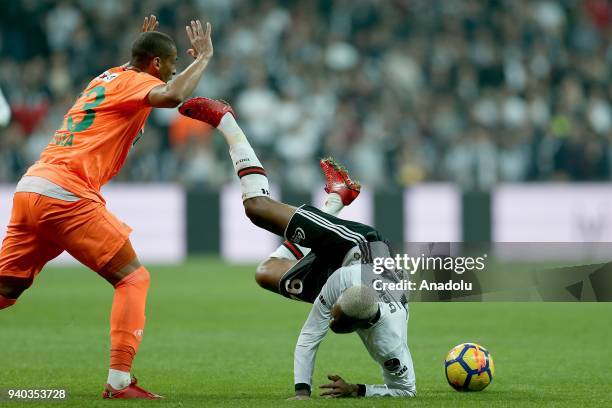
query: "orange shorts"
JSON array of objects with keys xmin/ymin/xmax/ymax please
[{"xmin": 0, "ymin": 192, "xmax": 132, "ymax": 280}]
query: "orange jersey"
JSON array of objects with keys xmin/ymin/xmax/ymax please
[{"xmin": 26, "ymin": 66, "xmax": 164, "ymax": 203}]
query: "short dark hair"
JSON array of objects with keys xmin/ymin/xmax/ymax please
[{"xmin": 130, "ymin": 31, "xmax": 176, "ymax": 67}]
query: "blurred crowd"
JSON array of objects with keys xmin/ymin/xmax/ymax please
[{"xmin": 0, "ymin": 0, "xmax": 610, "ymax": 191}]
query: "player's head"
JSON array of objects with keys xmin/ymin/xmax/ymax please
[
  {"xmin": 130, "ymin": 31, "xmax": 177, "ymax": 83},
  {"xmin": 329, "ymin": 285, "xmax": 380, "ymax": 334}
]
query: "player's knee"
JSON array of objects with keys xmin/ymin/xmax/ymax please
[
  {"xmin": 140, "ymin": 267, "xmax": 151, "ymax": 288},
  {"xmin": 130, "ymin": 267, "xmax": 150, "ymax": 290},
  {"xmin": 100, "ymin": 241, "xmax": 141, "ymax": 286},
  {"xmin": 113, "ymin": 266, "xmax": 150, "ymax": 289},
  {"xmin": 255, "ymin": 261, "xmax": 271, "ymax": 289},
  {"xmin": 255, "ymin": 258, "xmax": 288, "ymax": 293}
]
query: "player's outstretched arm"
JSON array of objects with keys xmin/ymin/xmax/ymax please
[
  {"xmin": 319, "ymin": 349, "xmax": 416, "ymax": 398},
  {"xmin": 319, "ymin": 374, "xmax": 416, "ymax": 398},
  {"xmin": 291, "ymin": 295, "xmax": 332, "ymax": 399},
  {"xmin": 148, "ymin": 20, "xmax": 213, "ymax": 108}
]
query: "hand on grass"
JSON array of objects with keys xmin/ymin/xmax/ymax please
[{"xmin": 319, "ymin": 374, "xmax": 359, "ymax": 398}]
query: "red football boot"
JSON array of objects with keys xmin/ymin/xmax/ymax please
[
  {"xmin": 178, "ymin": 97, "xmax": 235, "ymax": 128},
  {"xmin": 319, "ymin": 157, "xmax": 361, "ymax": 206},
  {"xmin": 102, "ymin": 377, "xmax": 163, "ymax": 399}
]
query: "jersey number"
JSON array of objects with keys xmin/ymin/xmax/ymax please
[
  {"xmin": 67, "ymin": 85, "xmax": 106, "ymax": 133},
  {"xmin": 51, "ymin": 85, "xmax": 105, "ymax": 147},
  {"xmin": 285, "ymin": 278, "xmax": 303, "ymax": 295}
]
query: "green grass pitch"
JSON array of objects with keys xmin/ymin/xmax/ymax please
[{"xmin": 0, "ymin": 257, "xmax": 610, "ymax": 407}]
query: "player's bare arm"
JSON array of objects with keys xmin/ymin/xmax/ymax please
[{"xmin": 148, "ymin": 20, "xmax": 213, "ymax": 108}]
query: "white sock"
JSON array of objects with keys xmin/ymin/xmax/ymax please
[
  {"xmin": 217, "ymin": 112, "xmax": 248, "ymax": 146},
  {"xmin": 217, "ymin": 112, "xmax": 270, "ymax": 202},
  {"xmin": 269, "ymin": 241, "xmax": 308, "ymax": 261},
  {"xmin": 107, "ymin": 369, "xmax": 131, "ymax": 390},
  {"xmin": 267, "ymin": 193, "xmax": 344, "ymax": 261},
  {"xmin": 323, "ymin": 193, "xmax": 344, "ymax": 216},
  {"xmin": 229, "ymin": 143, "xmax": 270, "ymax": 201}
]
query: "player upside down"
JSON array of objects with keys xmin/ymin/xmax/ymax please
[
  {"xmin": 0, "ymin": 15, "xmax": 214, "ymax": 399},
  {"xmin": 180, "ymin": 98, "xmax": 417, "ymax": 399}
]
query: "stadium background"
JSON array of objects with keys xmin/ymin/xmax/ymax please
[
  {"xmin": 1, "ymin": 0, "xmax": 611, "ymax": 263},
  {"xmin": 0, "ymin": 1, "xmax": 611, "ymax": 407}
]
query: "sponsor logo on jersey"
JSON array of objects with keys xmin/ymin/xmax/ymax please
[
  {"xmin": 285, "ymin": 278, "xmax": 303, "ymax": 295},
  {"xmin": 98, "ymin": 70, "xmax": 119, "ymax": 83},
  {"xmin": 318, "ymin": 294, "xmax": 327, "ymax": 305},
  {"xmin": 384, "ymin": 358, "xmax": 408, "ymax": 376},
  {"xmin": 384, "ymin": 358, "xmax": 401, "ymax": 372}
]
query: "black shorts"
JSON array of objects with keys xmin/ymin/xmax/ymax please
[{"xmin": 278, "ymin": 205, "xmax": 386, "ymax": 303}]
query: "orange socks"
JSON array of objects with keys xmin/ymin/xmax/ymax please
[
  {"xmin": 0, "ymin": 294, "xmax": 16, "ymax": 309},
  {"xmin": 109, "ymin": 266, "xmax": 150, "ymax": 372}
]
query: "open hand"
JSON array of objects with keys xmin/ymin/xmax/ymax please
[
  {"xmin": 141, "ymin": 14, "xmax": 159, "ymax": 32},
  {"xmin": 319, "ymin": 374, "xmax": 359, "ymax": 398},
  {"xmin": 186, "ymin": 20, "xmax": 213, "ymax": 60}
]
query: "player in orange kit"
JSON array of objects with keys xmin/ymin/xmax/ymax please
[{"xmin": 0, "ymin": 15, "xmax": 213, "ymax": 399}]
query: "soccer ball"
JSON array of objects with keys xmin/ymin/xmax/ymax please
[{"xmin": 444, "ymin": 342, "xmax": 494, "ymax": 391}]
